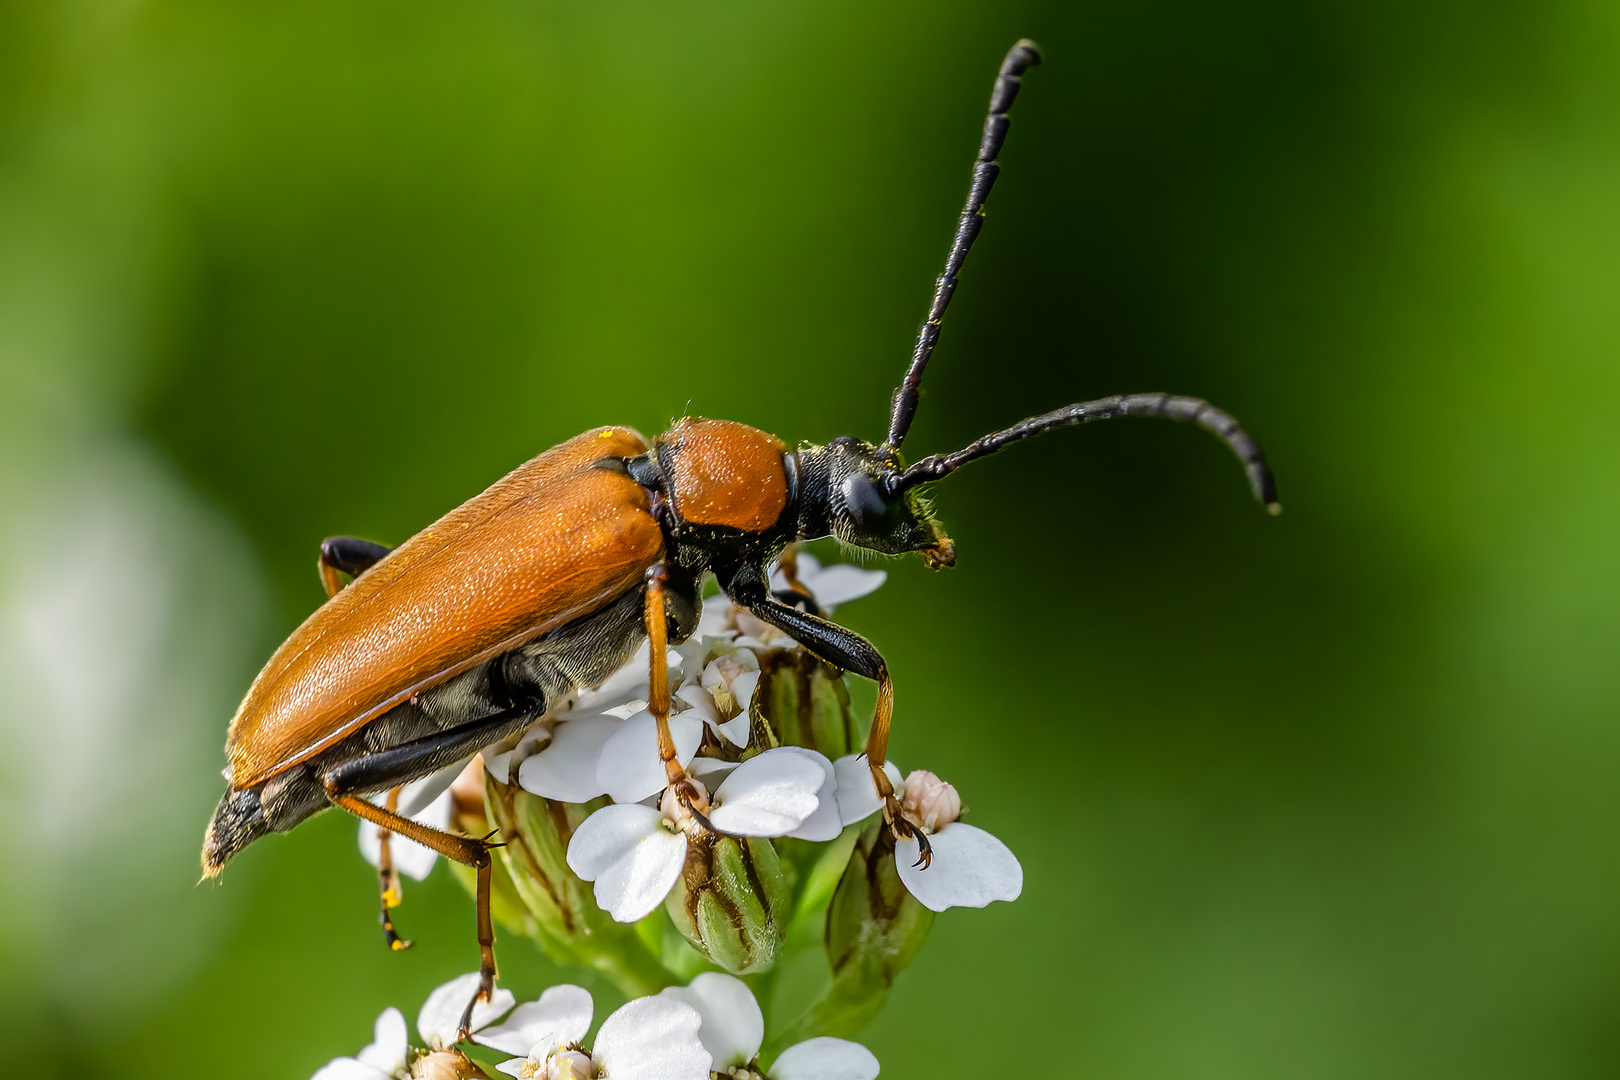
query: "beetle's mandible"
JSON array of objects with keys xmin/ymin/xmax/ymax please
[{"xmin": 202, "ymin": 39, "xmax": 1278, "ymax": 1037}]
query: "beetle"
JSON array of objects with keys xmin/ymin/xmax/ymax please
[{"xmin": 202, "ymin": 39, "xmax": 1278, "ymax": 1035}]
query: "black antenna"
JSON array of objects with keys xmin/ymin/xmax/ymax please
[
  {"xmin": 888, "ymin": 393, "xmax": 1282, "ymax": 512},
  {"xmin": 885, "ymin": 39, "xmax": 1042, "ymax": 450}
]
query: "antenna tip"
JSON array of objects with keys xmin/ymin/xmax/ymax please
[
  {"xmin": 1265, "ymin": 501, "xmax": 1283, "ymax": 516},
  {"xmin": 1013, "ymin": 39, "xmax": 1043, "ymax": 64}
]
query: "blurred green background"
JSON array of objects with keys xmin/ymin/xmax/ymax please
[{"xmin": 3, "ymin": 0, "xmax": 1618, "ymax": 1076}]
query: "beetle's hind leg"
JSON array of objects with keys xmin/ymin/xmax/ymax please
[
  {"xmin": 324, "ymin": 703, "xmax": 538, "ymax": 1041},
  {"xmin": 373, "ymin": 785, "xmax": 412, "ymax": 951},
  {"xmin": 319, "ymin": 536, "xmax": 393, "ymax": 598}
]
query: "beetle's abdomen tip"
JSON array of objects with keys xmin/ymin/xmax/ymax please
[{"xmin": 203, "ymin": 785, "xmax": 268, "ymax": 876}]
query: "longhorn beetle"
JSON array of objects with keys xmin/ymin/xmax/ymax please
[{"xmin": 202, "ymin": 39, "xmax": 1278, "ymax": 1036}]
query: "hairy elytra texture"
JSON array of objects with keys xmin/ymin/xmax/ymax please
[
  {"xmin": 658, "ymin": 418, "xmax": 789, "ymax": 532},
  {"xmin": 224, "ymin": 427, "xmax": 663, "ymax": 788}
]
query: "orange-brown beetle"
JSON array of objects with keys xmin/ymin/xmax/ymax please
[{"xmin": 202, "ymin": 40, "xmax": 1277, "ymax": 1034}]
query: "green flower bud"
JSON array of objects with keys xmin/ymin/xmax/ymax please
[
  {"xmin": 767, "ymin": 823, "xmax": 934, "ymax": 1051},
  {"xmin": 665, "ymin": 832, "xmax": 793, "ymax": 974},
  {"xmin": 475, "ymin": 771, "xmax": 669, "ymax": 996},
  {"xmin": 756, "ymin": 648, "xmax": 858, "ymax": 759}
]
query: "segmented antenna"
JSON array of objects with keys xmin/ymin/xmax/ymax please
[
  {"xmin": 885, "ymin": 39, "xmax": 1042, "ymax": 450},
  {"xmin": 888, "ymin": 393, "xmax": 1282, "ymax": 512}
]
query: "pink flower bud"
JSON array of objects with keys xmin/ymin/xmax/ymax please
[{"xmin": 900, "ymin": 770, "xmax": 962, "ymax": 833}]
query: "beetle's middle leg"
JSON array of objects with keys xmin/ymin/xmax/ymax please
[
  {"xmin": 324, "ymin": 702, "xmax": 538, "ymax": 1040},
  {"xmin": 373, "ymin": 785, "xmax": 411, "ymax": 951}
]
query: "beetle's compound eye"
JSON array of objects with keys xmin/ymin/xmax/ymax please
[{"xmin": 841, "ymin": 471, "xmax": 899, "ymax": 533}]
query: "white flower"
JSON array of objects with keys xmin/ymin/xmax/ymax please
[
  {"xmin": 474, "ymin": 983, "xmax": 593, "ymax": 1066},
  {"xmin": 480, "ymin": 985, "xmax": 709, "ymax": 1080},
  {"xmin": 416, "ymin": 972, "xmax": 516, "ymax": 1051},
  {"xmin": 661, "ymin": 972, "xmax": 879, "ymax": 1080},
  {"xmin": 515, "ymin": 701, "xmax": 645, "ymax": 803},
  {"xmin": 359, "ymin": 784, "xmax": 453, "ymax": 882},
  {"xmin": 831, "ymin": 758, "xmax": 1022, "ymax": 913},
  {"xmin": 312, "ymin": 1006, "xmax": 410, "ymax": 1080},
  {"xmin": 502, "ymin": 642, "xmax": 681, "ymax": 797},
  {"xmin": 565, "ymin": 748, "xmax": 827, "ymax": 922}
]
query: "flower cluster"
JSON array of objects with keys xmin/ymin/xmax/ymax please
[
  {"xmin": 350, "ymin": 550, "xmax": 1022, "ymax": 1074},
  {"xmin": 315, "ymin": 971, "xmax": 879, "ymax": 1080}
]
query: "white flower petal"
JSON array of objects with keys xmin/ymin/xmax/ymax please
[
  {"xmin": 688, "ymin": 756, "xmax": 740, "ymax": 785},
  {"xmin": 417, "ymin": 972, "xmax": 515, "ymax": 1049},
  {"xmin": 359, "ymin": 787, "xmax": 453, "ymax": 881},
  {"xmin": 831, "ymin": 756, "xmax": 904, "ymax": 825},
  {"xmin": 597, "ymin": 711, "xmax": 703, "ymax": 803},
  {"xmin": 894, "ymin": 822, "xmax": 1022, "ymax": 912},
  {"xmin": 494, "ymin": 1059, "xmax": 528, "ymax": 1078},
  {"xmin": 708, "ymin": 749, "xmax": 825, "ymax": 837},
  {"xmin": 398, "ymin": 755, "xmax": 471, "ymax": 817},
  {"xmin": 593, "ymin": 996, "xmax": 711, "ymax": 1080},
  {"xmin": 778, "ymin": 748, "xmax": 841, "ymax": 842},
  {"xmin": 770, "ymin": 1037, "xmax": 880, "ymax": 1080},
  {"xmin": 565, "ymin": 803, "xmax": 664, "ymax": 880},
  {"xmin": 770, "ymin": 550, "xmax": 823, "ymax": 589},
  {"xmin": 483, "ymin": 728, "xmax": 548, "ymax": 784},
  {"xmin": 311, "ymin": 1058, "xmax": 389, "ymax": 1080},
  {"xmin": 519, "ymin": 717, "xmax": 621, "ymax": 803},
  {"xmin": 474, "ymin": 984, "xmax": 594, "ymax": 1058},
  {"xmin": 715, "ymin": 712, "xmax": 752, "ymax": 748},
  {"xmin": 575, "ymin": 642, "xmax": 655, "ymax": 711},
  {"xmin": 660, "ymin": 972, "xmax": 763, "ymax": 1069},
  {"xmin": 566, "ymin": 803, "xmax": 687, "ymax": 922},
  {"xmin": 675, "ymin": 684, "xmax": 721, "ymax": 726},
  {"xmin": 803, "ymin": 565, "xmax": 886, "ymax": 611},
  {"xmin": 355, "ymin": 1006, "xmax": 409, "ymax": 1073}
]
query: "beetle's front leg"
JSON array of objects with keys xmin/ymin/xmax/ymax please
[
  {"xmin": 318, "ymin": 536, "xmax": 393, "ymax": 598},
  {"xmin": 722, "ymin": 566, "xmax": 928, "ymax": 866}
]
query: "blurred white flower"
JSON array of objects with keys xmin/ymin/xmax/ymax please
[
  {"xmin": 769, "ymin": 551, "xmax": 887, "ymax": 612},
  {"xmin": 480, "ymin": 985, "xmax": 709, "ymax": 1080},
  {"xmin": 312, "ymin": 1006, "xmax": 410, "ymax": 1080},
  {"xmin": 565, "ymin": 749, "xmax": 826, "ymax": 922},
  {"xmin": 831, "ymin": 758, "xmax": 1022, "ymax": 913},
  {"xmin": 661, "ymin": 972, "xmax": 879, "ymax": 1080},
  {"xmin": 417, "ymin": 972, "xmax": 516, "ymax": 1051}
]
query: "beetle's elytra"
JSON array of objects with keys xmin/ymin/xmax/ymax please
[{"xmin": 203, "ymin": 39, "xmax": 1277, "ymax": 1036}]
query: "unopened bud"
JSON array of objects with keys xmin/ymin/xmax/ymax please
[
  {"xmin": 476, "ymin": 773, "xmax": 668, "ymax": 992},
  {"xmin": 791, "ymin": 824, "xmax": 934, "ymax": 1041},
  {"xmin": 412, "ymin": 1049, "xmax": 489, "ymax": 1079},
  {"xmin": 899, "ymin": 770, "xmax": 961, "ymax": 833},
  {"xmin": 665, "ymin": 833, "xmax": 791, "ymax": 974},
  {"xmin": 754, "ymin": 649, "xmax": 858, "ymax": 759}
]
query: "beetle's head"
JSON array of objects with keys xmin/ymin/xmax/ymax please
[{"xmin": 798, "ymin": 436, "xmax": 955, "ymax": 568}]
